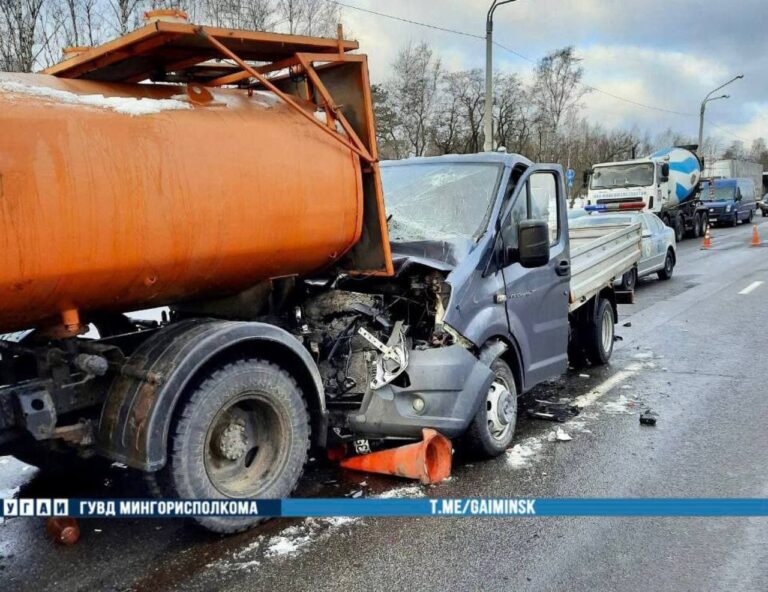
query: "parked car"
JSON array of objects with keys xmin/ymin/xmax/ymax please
[
  {"xmin": 569, "ymin": 211, "xmax": 676, "ymax": 290},
  {"xmin": 700, "ymin": 178, "xmax": 757, "ymax": 227},
  {"xmin": 759, "ymin": 193, "xmax": 768, "ymax": 217}
]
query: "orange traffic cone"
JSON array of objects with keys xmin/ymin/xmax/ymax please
[
  {"xmin": 340, "ymin": 428, "xmax": 452, "ymax": 484},
  {"xmin": 701, "ymin": 225, "xmax": 712, "ymax": 250},
  {"xmin": 751, "ymin": 224, "xmax": 761, "ymax": 247}
]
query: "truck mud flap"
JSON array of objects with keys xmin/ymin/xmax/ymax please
[{"xmin": 346, "ymin": 345, "xmax": 494, "ymax": 439}]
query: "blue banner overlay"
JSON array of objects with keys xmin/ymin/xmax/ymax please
[{"xmin": 4, "ymin": 498, "xmax": 768, "ymax": 518}]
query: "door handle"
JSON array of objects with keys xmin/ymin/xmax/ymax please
[{"xmin": 555, "ymin": 260, "xmax": 570, "ymax": 276}]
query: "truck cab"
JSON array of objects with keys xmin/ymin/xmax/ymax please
[
  {"xmin": 586, "ymin": 157, "xmax": 668, "ymax": 212},
  {"xmin": 585, "ymin": 147, "xmax": 707, "ymax": 241}
]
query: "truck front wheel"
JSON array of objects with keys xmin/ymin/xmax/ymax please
[
  {"xmin": 462, "ymin": 359, "xmax": 517, "ymax": 458},
  {"xmin": 150, "ymin": 358, "xmax": 310, "ymax": 533},
  {"xmin": 584, "ymin": 298, "xmax": 615, "ymax": 366}
]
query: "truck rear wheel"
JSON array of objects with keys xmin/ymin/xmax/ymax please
[
  {"xmin": 150, "ymin": 358, "xmax": 309, "ymax": 533},
  {"xmin": 584, "ymin": 298, "xmax": 615, "ymax": 366},
  {"xmin": 692, "ymin": 213, "xmax": 703, "ymax": 238},
  {"xmin": 673, "ymin": 213, "xmax": 684, "ymax": 242},
  {"xmin": 462, "ymin": 359, "xmax": 517, "ymax": 458}
]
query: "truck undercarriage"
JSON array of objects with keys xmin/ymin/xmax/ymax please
[{"xmin": 0, "ymin": 256, "xmax": 498, "ymax": 466}]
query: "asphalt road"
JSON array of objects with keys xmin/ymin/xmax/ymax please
[{"xmin": 1, "ymin": 218, "xmax": 767, "ymax": 592}]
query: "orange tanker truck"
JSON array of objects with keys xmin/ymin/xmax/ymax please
[{"xmin": 0, "ymin": 14, "xmax": 636, "ymax": 532}]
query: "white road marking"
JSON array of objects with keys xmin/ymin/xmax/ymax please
[
  {"xmin": 572, "ymin": 363, "xmax": 642, "ymax": 408},
  {"xmin": 739, "ymin": 281, "xmax": 764, "ymax": 295}
]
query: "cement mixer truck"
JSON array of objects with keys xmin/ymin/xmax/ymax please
[
  {"xmin": 585, "ymin": 147, "xmax": 708, "ymax": 241},
  {"xmin": 0, "ymin": 17, "xmax": 641, "ymax": 532}
]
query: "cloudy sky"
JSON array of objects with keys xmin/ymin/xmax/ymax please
[{"xmin": 339, "ymin": 0, "xmax": 767, "ymax": 149}]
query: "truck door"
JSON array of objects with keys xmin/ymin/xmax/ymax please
[{"xmin": 497, "ymin": 166, "xmax": 570, "ymax": 387}]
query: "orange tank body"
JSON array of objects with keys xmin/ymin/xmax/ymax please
[{"xmin": 0, "ymin": 72, "xmax": 364, "ymax": 332}]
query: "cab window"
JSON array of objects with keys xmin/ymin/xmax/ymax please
[
  {"xmin": 529, "ymin": 172, "xmax": 560, "ymax": 245},
  {"xmin": 500, "ymin": 171, "xmax": 561, "ymax": 251}
]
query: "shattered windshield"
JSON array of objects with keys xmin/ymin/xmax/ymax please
[
  {"xmin": 590, "ymin": 163, "xmax": 654, "ymax": 190},
  {"xmin": 381, "ymin": 163, "xmax": 502, "ymax": 243}
]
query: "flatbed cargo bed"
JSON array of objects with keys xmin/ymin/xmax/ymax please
[{"xmin": 568, "ymin": 223, "xmax": 642, "ymax": 312}]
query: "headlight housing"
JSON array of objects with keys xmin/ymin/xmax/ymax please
[{"xmin": 726, "ymin": 204, "xmax": 732, "ymax": 212}]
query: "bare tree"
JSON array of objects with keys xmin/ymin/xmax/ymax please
[
  {"xmin": 494, "ymin": 72, "xmax": 532, "ymax": 155},
  {"xmin": 300, "ymin": 0, "xmax": 338, "ymax": 36},
  {"xmin": 373, "ymin": 83, "xmax": 405, "ymax": 159},
  {"xmin": 749, "ymin": 138, "xmax": 768, "ymax": 167},
  {"xmin": 384, "ymin": 41, "xmax": 442, "ymax": 157},
  {"xmin": 529, "ymin": 46, "xmax": 589, "ymax": 159},
  {"xmin": 276, "ymin": 0, "xmax": 338, "ymax": 36},
  {"xmin": 108, "ymin": 0, "xmax": 142, "ymax": 35},
  {"xmin": 0, "ymin": 0, "xmax": 46, "ymax": 71},
  {"xmin": 240, "ymin": 0, "xmax": 275, "ymax": 30},
  {"xmin": 432, "ymin": 80, "xmax": 463, "ymax": 155}
]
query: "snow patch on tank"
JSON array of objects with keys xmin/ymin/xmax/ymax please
[{"xmin": 0, "ymin": 80, "xmax": 191, "ymax": 116}]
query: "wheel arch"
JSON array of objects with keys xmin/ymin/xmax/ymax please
[
  {"xmin": 96, "ymin": 319, "xmax": 326, "ymax": 471},
  {"xmin": 480, "ymin": 335, "xmax": 525, "ymax": 395}
]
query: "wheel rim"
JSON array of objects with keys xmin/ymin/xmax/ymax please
[
  {"xmin": 204, "ymin": 393, "xmax": 288, "ymax": 497},
  {"xmin": 665, "ymin": 254, "xmax": 673, "ymax": 274},
  {"xmin": 486, "ymin": 377, "xmax": 515, "ymax": 442},
  {"xmin": 601, "ymin": 307, "xmax": 613, "ymax": 353}
]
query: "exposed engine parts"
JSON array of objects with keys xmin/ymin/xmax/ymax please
[
  {"xmin": 357, "ymin": 322, "xmax": 408, "ymax": 389},
  {"xmin": 296, "ymin": 269, "xmax": 462, "ymax": 406}
]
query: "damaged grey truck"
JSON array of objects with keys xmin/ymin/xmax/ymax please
[{"xmin": 0, "ymin": 153, "xmax": 640, "ymax": 533}]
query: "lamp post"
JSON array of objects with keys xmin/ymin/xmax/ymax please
[
  {"xmin": 698, "ymin": 74, "xmax": 743, "ymax": 149},
  {"xmin": 484, "ymin": 0, "xmax": 516, "ymax": 152}
]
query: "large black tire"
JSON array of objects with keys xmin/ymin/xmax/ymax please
[
  {"xmin": 462, "ymin": 359, "xmax": 518, "ymax": 458},
  {"xmin": 729, "ymin": 213, "xmax": 738, "ymax": 227},
  {"xmin": 748, "ymin": 209, "xmax": 755, "ymax": 223},
  {"xmin": 657, "ymin": 248, "xmax": 675, "ymax": 280},
  {"xmin": 584, "ymin": 298, "xmax": 614, "ymax": 366},
  {"xmin": 691, "ymin": 213, "xmax": 702, "ymax": 239},
  {"xmin": 619, "ymin": 268, "xmax": 637, "ymax": 291},
  {"xmin": 150, "ymin": 359, "xmax": 310, "ymax": 533},
  {"xmin": 673, "ymin": 213, "xmax": 684, "ymax": 242}
]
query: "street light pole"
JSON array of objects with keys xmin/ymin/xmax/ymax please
[
  {"xmin": 484, "ymin": 0, "xmax": 516, "ymax": 152},
  {"xmin": 698, "ymin": 74, "xmax": 744, "ymax": 149}
]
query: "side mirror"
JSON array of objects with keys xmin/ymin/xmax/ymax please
[
  {"xmin": 518, "ymin": 220, "xmax": 550, "ymax": 268},
  {"xmin": 660, "ymin": 163, "xmax": 669, "ymax": 180}
]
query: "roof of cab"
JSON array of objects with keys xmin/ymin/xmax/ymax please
[
  {"xmin": 380, "ymin": 152, "xmax": 534, "ymax": 168},
  {"xmin": 702, "ymin": 178, "xmax": 738, "ymax": 187}
]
